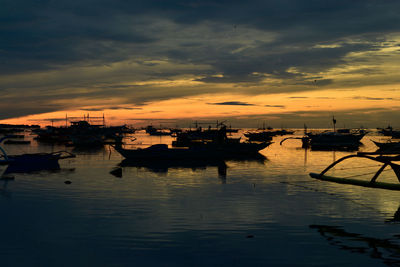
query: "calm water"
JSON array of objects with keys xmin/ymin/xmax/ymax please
[{"xmin": 1, "ymin": 130, "xmax": 400, "ymax": 266}]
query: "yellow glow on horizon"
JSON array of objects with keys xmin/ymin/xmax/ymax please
[{"xmin": 1, "ymin": 82, "xmax": 399, "ymax": 127}]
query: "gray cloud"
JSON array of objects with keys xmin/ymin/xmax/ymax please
[
  {"xmin": 351, "ymin": 96, "xmax": 396, "ymax": 101},
  {"xmin": 2, "ymin": 1, "xmax": 400, "ymax": 120},
  {"xmin": 208, "ymin": 101, "xmax": 255, "ymax": 106},
  {"xmin": 264, "ymin": 105, "xmax": 285, "ymax": 108}
]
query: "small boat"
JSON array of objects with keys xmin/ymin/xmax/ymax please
[
  {"xmin": 310, "ymin": 152, "xmax": 400, "ymax": 190},
  {"xmin": 372, "ymin": 140, "xmax": 400, "ymax": 152},
  {"xmin": 244, "ymin": 131, "xmax": 275, "ymax": 142},
  {"xmin": 113, "ymin": 141, "xmax": 270, "ymax": 160},
  {"xmin": 0, "ymin": 136, "xmax": 75, "ymax": 174}
]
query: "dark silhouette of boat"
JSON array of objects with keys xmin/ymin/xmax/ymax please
[
  {"xmin": 372, "ymin": 140, "xmax": 400, "ymax": 153},
  {"xmin": 115, "ymin": 124, "xmax": 271, "ymax": 160},
  {"xmin": 244, "ymin": 129, "xmax": 294, "ymax": 142},
  {"xmin": 281, "ymin": 119, "xmax": 366, "ymax": 151},
  {"xmin": 3, "ymin": 151, "xmax": 75, "ymax": 174},
  {"xmin": 145, "ymin": 125, "xmax": 171, "ymax": 136},
  {"xmin": 310, "ymin": 152, "xmax": 400, "ymax": 190},
  {"xmin": 113, "ymin": 141, "xmax": 270, "ymax": 160},
  {"xmin": 0, "ymin": 136, "xmax": 75, "ymax": 176},
  {"xmin": 34, "ymin": 120, "xmax": 127, "ymax": 146},
  {"xmin": 377, "ymin": 125, "xmax": 400, "ymax": 137}
]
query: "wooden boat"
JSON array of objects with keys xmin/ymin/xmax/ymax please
[
  {"xmin": 372, "ymin": 140, "xmax": 400, "ymax": 152},
  {"xmin": 244, "ymin": 131, "xmax": 275, "ymax": 142},
  {"xmin": 113, "ymin": 141, "xmax": 271, "ymax": 160},
  {"xmin": 310, "ymin": 152, "xmax": 400, "ymax": 190},
  {"xmin": 0, "ymin": 136, "xmax": 75, "ymax": 175}
]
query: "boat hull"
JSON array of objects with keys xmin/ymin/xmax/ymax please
[
  {"xmin": 310, "ymin": 172, "xmax": 400, "ymax": 191},
  {"xmin": 114, "ymin": 142, "xmax": 271, "ymax": 160}
]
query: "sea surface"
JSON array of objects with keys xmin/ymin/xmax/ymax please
[{"xmin": 0, "ymin": 129, "xmax": 399, "ymax": 266}]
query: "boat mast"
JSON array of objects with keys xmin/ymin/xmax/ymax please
[{"xmin": 332, "ymin": 116, "xmax": 336, "ymax": 132}]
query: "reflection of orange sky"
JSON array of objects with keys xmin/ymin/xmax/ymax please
[{"xmin": 1, "ymin": 84, "xmax": 399, "ymax": 127}]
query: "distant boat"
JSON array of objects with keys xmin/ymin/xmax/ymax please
[
  {"xmin": 372, "ymin": 140, "xmax": 400, "ymax": 152},
  {"xmin": 305, "ymin": 130, "xmax": 366, "ymax": 150}
]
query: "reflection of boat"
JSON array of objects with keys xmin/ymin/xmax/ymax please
[
  {"xmin": 111, "ymin": 153, "xmax": 266, "ymax": 180},
  {"xmin": 4, "ymin": 140, "xmax": 31, "ymax": 145},
  {"xmin": 310, "ymin": 152, "xmax": 400, "ymax": 190},
  {"xmin": 310, "ymin": 224, "xmax": 400, "ymax": 265},
  {"xmin": 118, "ymin": 158, "xmax": 227, "ymax": 173}
]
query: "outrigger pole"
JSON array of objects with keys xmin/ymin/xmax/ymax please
[{"xmin": 310, "ymin": 152, "xmax": 400, "ymax": 190}]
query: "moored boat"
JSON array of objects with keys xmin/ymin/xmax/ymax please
[{"xmin": 113, "ymin": 141, "xmax": 271, "ymax": 160}]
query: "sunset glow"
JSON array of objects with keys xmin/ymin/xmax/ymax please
[{"xmin": 1, "ymin": 1, "xmax": 400, "ymax": 128}]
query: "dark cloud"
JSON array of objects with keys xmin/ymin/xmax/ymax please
[
  {"xmin": 81, "ymin": 106, "xmax": 142, "ymax": 111},
  {"xmin": 287, "ymin": 96, "xmax": 309, "ymax": 99},
  {"xmin": 208, "ymin": 101, "xmax": 255, "ymax": 106},
  {"xmin": 264, "ymin": 105, "xmax": 285, "ymax": 108},
  {"xmin": 2, "ymin": 0, "xmax": 400, "ymax": 119},
  {"xmin": 351, "ymin": 96, "xmax": 395, "ymax": 101}
]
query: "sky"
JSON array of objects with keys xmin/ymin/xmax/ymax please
[{"xmin": 1, "ymin": 0, "xmax": 400, "ymax": 128}]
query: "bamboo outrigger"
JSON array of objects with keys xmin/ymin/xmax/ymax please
[{"xmin": 309, "ymin": 152, "xmax": 400, "ymax": 190}]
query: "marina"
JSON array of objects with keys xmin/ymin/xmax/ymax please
[{"xmin": 0, "ymin": 128, "xmax": 400, "ymax": 266}]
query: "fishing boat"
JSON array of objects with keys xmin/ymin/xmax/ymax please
[
  {"xmin": 309, "ymin": 152, "xmax": 400, "ymax": 190},
  {"xmin": 372, "ymin": 140, "xmax": 400, "ymax": 152},
  {"xmin": 244, "ymin": 131, "xmax": 275, "ymax": 142},
  {"xmin": 281, "ymin": 118, "xmax": 366, "ymax": 150},
  {"xmin": 0, "ymin": 136, "xmax": 75, "ymax": 175},
  {"xmin": 113, "ymin": 141, "xmax": 270, "ymax": 160}
]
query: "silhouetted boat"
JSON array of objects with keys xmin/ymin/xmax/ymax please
[
  {"xmin": 3, "ymin": 151, "xmax": 75, "ymax": 174},
  {"xmin": 0, "ymin": 136, "xmax": 75, "ymax": 175},
  {"xmin": 281, "ymin": 118, "xmax": 366, "ymax": 150},
  {"xmin": 372, "ymin": 140, "xmax": 400, "ymax": 152},
  {"xmin": 305, "ymin": 131, "xmax": 365, "ymax": 150},
  {"xmin": 310, "ymin": 152, "xmax": 400, "ymax": 190},
  {"xmin": 145, "ymin": 125, "xmax": 171, "ymax": 136},
  {"xmin": 113, "ymin": 141, "xmax": 270, "ymax": 160}
]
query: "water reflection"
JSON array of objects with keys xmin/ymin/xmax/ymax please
[
  {"xmin": 385, "ymin": 205, "xmax": 400, "ymax": 223},
  {"xmin": 310, "ymin": 224, "xmax": 400, "ymax": 266},
  {"xmin": 111, "ymin": 154, "xmax": 267, "ymax": 182},
  {"xmin": 0, "ymin": 180, "xmax": 11, "ymax": 198}
]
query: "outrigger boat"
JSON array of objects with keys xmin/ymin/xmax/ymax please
[
  {"xmin": 114, "ymin": 124, "xmax": 271, "ymax": 160},
  {"xmin": 310, "ymin": 152, "xmax": 400, "ymax": 190},
  {"xmin": 372, "ymin": 140, "xmax": 400, "ymax": 153},
  {"xmin": 113, "ymin": 142, "xmax": 270, "ymax": 160},
  {"xmin": 0, "ymin": 136, "xmax": 75, "ymax": 176}
]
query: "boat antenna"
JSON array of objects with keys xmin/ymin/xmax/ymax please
[{"xmin": 332, "ymin": 116, "xmax": 336, "ymax": 132}]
